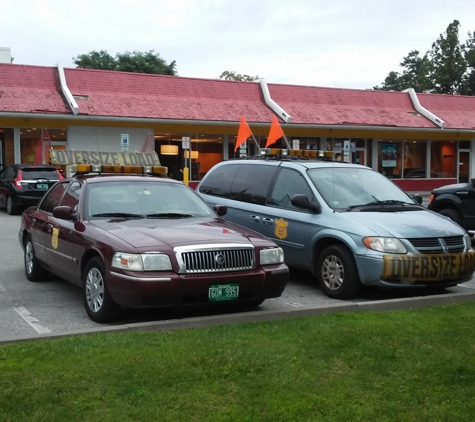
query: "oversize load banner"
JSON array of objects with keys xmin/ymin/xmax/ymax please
[
  {"xmin": 382, "ymin": 251, "xmax": 475, "ymax": 282},
  {"xmin": 50, "ymin": 150, "xmax": 160, "ymax": 166}
]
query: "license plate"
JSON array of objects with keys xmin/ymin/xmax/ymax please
[
  {"xmin": 208, "ymin": 284, "xmax": 239, "ymax": 302},
  {"xmin": 37, "ymin": 183, "xmax": 48, "ymax": 190}
]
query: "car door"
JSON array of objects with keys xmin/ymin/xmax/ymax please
[
  {"xmin": 0, "ymin": 166, "xmax": 14, "ymax": 207},
  {"xmin": 32, "ymin": 182, "xmax": 69, "ymax": 271},
  {"xmin": 45, "ymin": 181, "xmax": 82, "ymax": 282}
]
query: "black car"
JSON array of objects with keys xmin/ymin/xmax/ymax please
[
  {"xmin": 0, "ymin": 164, "xmax": 63, "ymax": 215},
  {"xmin": 427, "ymin": 179, "xmax": 475, "ymax": 236}
]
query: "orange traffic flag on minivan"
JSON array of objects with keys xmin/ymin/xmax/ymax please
[
  {"xmin": 234, "ymin": 115, "xmax": 253, "ymax": 152},
  {"xmin": 265, "ymin": 115, "xmax": 284, "ymax": 148}
]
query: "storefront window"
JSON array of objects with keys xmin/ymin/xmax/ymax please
[
  {"xmin": 402, "ymin": 140, "xmax": 427, "ymax": 178},
  {"xmin": 378, "ymin": 140, "xmax": 402, "ymax": 178},
  {"xmin": 20, "ymin": 128, "xmax": 67, "ymax": 164},
  {"xmin": 430, "ymin": 141, "xmax": 456, "ymax": 178}
]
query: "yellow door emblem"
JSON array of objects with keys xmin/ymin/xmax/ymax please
[
  {"xmin": 52, "ymin": 227, "xmax": 59, "ymax": 250},
  {"xmin": 274, "ymin": 218, "xmax": 289, "ymax": 240}
]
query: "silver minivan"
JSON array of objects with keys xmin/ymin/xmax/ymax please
[{"xmin": 196, "ymin": 150, "xmax": 475, "ymax": 299}]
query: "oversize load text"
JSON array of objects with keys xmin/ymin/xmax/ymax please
[
  {"xmin": 382, "ymin": 252, "xmax": 475, "ymax": 281},
  {"xmin": 51, "ymin": 150, "xmax": 160, "ymax": 166}
]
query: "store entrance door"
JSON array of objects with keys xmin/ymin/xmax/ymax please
[{"xmin": 458, "ymin": 151, "xmax": 470, "ymax": 183}]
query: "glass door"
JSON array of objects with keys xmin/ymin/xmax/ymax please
[{"xmin": 458, "ymin": 151, "xmax": 470, "ymax": 183}]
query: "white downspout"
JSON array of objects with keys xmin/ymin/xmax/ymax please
[
  {"xmin": 57, "ymin": 64, "xmax": 79, "ymax": 116},
  {"xmin": 404, "ymin": 88, "xmax": 445, "ymax": 128},
  {"xmin": 259, "ymin": 78, "xmax": 291, "ymax": 123}
]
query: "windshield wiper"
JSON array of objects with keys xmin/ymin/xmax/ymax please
[
  {"xmin": 145, "ymin": 213, "xmax": 193, "ymax": 218},
  {"xmin": 91, "ymin": 212, "xmax": 143, "ymax": 218},
  {"xmin": 347, "ymin": 200, "xmax": 415, "ymax": 210}
]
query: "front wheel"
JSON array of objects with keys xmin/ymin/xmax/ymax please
[
  {"xmin": 316, "ymin": 245, "xmax": 361, "ymax": 299},
  {"xmin": 6, "ymin": 196, "xmax": 18, "ymax": 215},
  {"xmin": 439, "ymin": 208, "xmax": 463, "ymax": 227},
  {"xmin": 83, "ymin": 257, "xmax": 122, "ymax": 323},
  {"xmin": 24, "ymin": 234, "xmax": 49, "ymax": 281}
]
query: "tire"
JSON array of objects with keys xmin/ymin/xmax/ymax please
[
  {"xmin": 439, "ymin": 208, "xmax": 463, "ymax": 227},
  {"xmin": 24, "ymin": 235, "xmax": 49, "ymax": 281},
  {"xmin": 316, "ymin": 245, "xmax": 361, "ymax": 299},
  {"xmin": 6, "ymin": 196, "xmax": 18, "ymax": 215},
  {"xmin": 83, "ymin": 257, "xmax": 122, "ymax": 323}
]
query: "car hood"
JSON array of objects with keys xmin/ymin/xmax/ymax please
[
  {"xmin": 433, "ymin": 182, "xmax": 470, "ymax": 194},
  {"xmin": 342, "ymin": 209, "xmax": 465, "ymax": 238},
  {"xmin": 90, "ymin": 217, "xmax": 257, "ymax": 249}
]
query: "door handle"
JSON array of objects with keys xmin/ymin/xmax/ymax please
[
  {"xmin": 262, "ymin": 218, "xmax": 274, "ymax": 225},
  {"xmin": 250, "ymin": 215, "xmax": 260, "ymax": 222},
  {"xmin": 46, "ymin": 223, "xmax": 54, "ymax": 232}
]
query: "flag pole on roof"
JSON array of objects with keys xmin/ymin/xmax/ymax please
[
  {"xmin": 234, "ymin": 115, "xmax": 260, "ymax": 153},
  {"xmin": 265, "ymin": 115, "xmax": 291, "ymax": 149}
]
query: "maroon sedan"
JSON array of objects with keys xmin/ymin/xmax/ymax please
[{"xmin": 19, "ymin": 173, "xmax": 288, "ymax": 323}]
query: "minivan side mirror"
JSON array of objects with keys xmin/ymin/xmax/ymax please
[
  {"xmin": 291, "ymin": 194, "xmax": 321, "ymax": 214},
  {"xmin": 213, "ymin": 205, "xmax": 227, "ymax": 216}
]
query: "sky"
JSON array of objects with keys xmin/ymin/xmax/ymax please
[{"xmin": 1, "ymin": 0, "xmax": 475, "ymax": 90}]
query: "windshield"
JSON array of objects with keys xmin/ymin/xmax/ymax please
[
  {"xmin": 86, "ymin": 180, "xmax": 215, "ymax": 219},
  {"xmin": 307, "ymin": 167, "xmax": 415, "ymax": 210}
]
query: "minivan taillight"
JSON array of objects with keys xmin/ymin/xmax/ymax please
[{"xmin": 13, "ymin": 170, "xmax": 23, "ymax": 189}]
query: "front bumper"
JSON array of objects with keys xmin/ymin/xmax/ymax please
[{"xmin": 106, "ymin": 263, "xmax": 289, "ymax": 309}]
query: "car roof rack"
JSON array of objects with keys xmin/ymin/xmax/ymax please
[{"xmin": 237, "ymin": 148, "xmax": 337, "ymax": 161}]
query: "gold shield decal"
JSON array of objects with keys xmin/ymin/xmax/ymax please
[
  {"xmin": 274, "ymin": 218, "xmax": 289, "ymax": 240},
  {"xmin": 52, "ymin": 227, "xmax": 59, "ymax": 250}
]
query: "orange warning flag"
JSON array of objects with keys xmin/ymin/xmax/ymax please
[
  {"xmin": 265, "ymin": 115, "xmax": 284, "ymax": 148},
  {"xmin": 234, "ymin": 115, "xmax": 253, "ymax": 152}
]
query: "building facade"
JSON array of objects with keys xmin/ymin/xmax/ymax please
[{"xmin": 1, "ymin": 62, "xmax": 475, "ymax": 191}]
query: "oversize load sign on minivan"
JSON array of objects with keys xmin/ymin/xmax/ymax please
[
  {"xmin": 382, "ymin": 251, "xmax": 475, "ymax": 281},
  {"xmin": 50, "ymin": 150, "xmax": 160, "ymax": 166}
]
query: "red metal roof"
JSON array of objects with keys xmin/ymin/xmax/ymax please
[
  {"xmin": 1, "ymin": 63, "xmax": 474, "ymax": 131},
  {"xmin": 418, "ymin": 92, "xmax": 475, "ymax": 130},
  {"xmin": 267, "ymin": 83, "xmax": 438, "ymax": 128},
  {"xmin": 0, "ymin": 63, "xmax": 70, "ymax": 114}
]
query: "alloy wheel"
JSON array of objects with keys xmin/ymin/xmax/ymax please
[
  {"xmin": 85, "ymin": 267, "xmax": 105, "ymax": 313},
  {"xmin": 321, "ymin": 254, "xmax": 345, "ymax": 290}
]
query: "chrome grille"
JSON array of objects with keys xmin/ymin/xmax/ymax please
[
  {"xmin": 407, "ymin": 236, "xmax": 465, "ymax": 254},
  {"xmin": 175, "ymin": 245, "xmax": 255, "ymax": 274}
]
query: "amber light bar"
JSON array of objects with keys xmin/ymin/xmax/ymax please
[{"xmin": 64, "ymin": 164, "xmax": 168, "ymax": 177}]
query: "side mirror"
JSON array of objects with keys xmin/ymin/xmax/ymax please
[
  {"xmin": 412, "ymin": 194, "xmax": 423, "ymax": 205},
  {"xmin": 291, "ymin": 194, "xmax": 321, "ymax": 214},
  {"xmin": 213, "ymin": 205, "xmax": 227, "ymax": 217},
  {"xmin": 53, "ymin": 205, "xmax": 77, "ymax": 221}
]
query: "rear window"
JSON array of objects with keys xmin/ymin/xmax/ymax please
[{"xmin": 21, "ymin": 168, "xmax": 60, "ymax": 180}]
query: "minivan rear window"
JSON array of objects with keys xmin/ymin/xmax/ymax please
[
  {"xmin": 199, "ymin": 163, "xmax": 240, "ymax": 198},
  {"xmin": 230, "ymin": 164, "xmax": 277, "ymax": 205}
]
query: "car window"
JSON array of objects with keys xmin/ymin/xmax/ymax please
[
  {"xmin": 230, "ymin": 164, "xmax": 277, "ymax": 205},
  {"xmin": 60, "ymin": 181, "xmax": 81, "ymax": 211},
  {"xmin": 38, "ymin": 182, "xmax": 68, "ymax": 213},
  {"xmin": 198, "ymin": 164, "xmax": 240, "ymax": 198},
  {"xmin": 268, "ymin": 168, "xmax": 315, "ymax": 210},
  {"xmin": 1, "ymin": 167, "xmax": 14, "ymax": 180},
  {"xmin": 20, "ymin": 168, "xmax": 61, "ymax": 180}
]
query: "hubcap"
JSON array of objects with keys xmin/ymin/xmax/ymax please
[
  {"xmin": 6, "ymin": 197, "xmax": 12, "ymax": 213},
  {"xmin": 322, "ymin": 255, "xmax": 344, "ymax": 290},
  {"xmin": 85, "ymin": 267, "xmax": 105, "ymax": 313},
  {"xmin": 25, "ymin": 241, "xmax": 34, "ymax": 274}
]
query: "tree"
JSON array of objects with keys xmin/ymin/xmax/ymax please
[
  {"xmin": 218, "ymin": 71, "xmax": 260, "ymax": 82},
  {"xmin": 429, "ymin": 20, "xmax": 466, "ymax": 94},
  {"xmin": 460, "ymin": 30, "xmax": 475, "ymax": 95},
  {"xmin": 73, "ymin": 50, "xmax": 177, "ymax": 75},
  {"xmin": 374, "ymin": 51, "xmax": 433, "ymax": 92}
]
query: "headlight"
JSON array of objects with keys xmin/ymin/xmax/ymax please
[
  {"xmin": 464, "ymin": 233, "xmax": 472, "ymax": 250},
  {"xmin": 260, "ymin": 247, "xmax": 284, "ymax": 265},
  {"xmin": 112, "ymin": 252, "xmax": 172, "ymax": 271},
  {"xmin": 362, "ymin": 237, "xmax": 407, "ymax": 254}
]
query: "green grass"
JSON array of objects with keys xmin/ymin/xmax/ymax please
[{"xmin": 2, "ymin": 304, "xmax": 475, "ymax": 422}]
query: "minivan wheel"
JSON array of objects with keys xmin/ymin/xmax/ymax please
[
  {"xmin": 83, "ymin": 257, "xmax": 122, "ymax": 323},
  {"xmin": 317, "ymin": 245, "xmax": 361, "ymax": 299},
  {"xmin": 6, "ymin": 196, "xmax": 18, "ymax": 215},
  {"xmin": 439, "ymin": 208, "xmax": 463, "ymax": 227}
]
